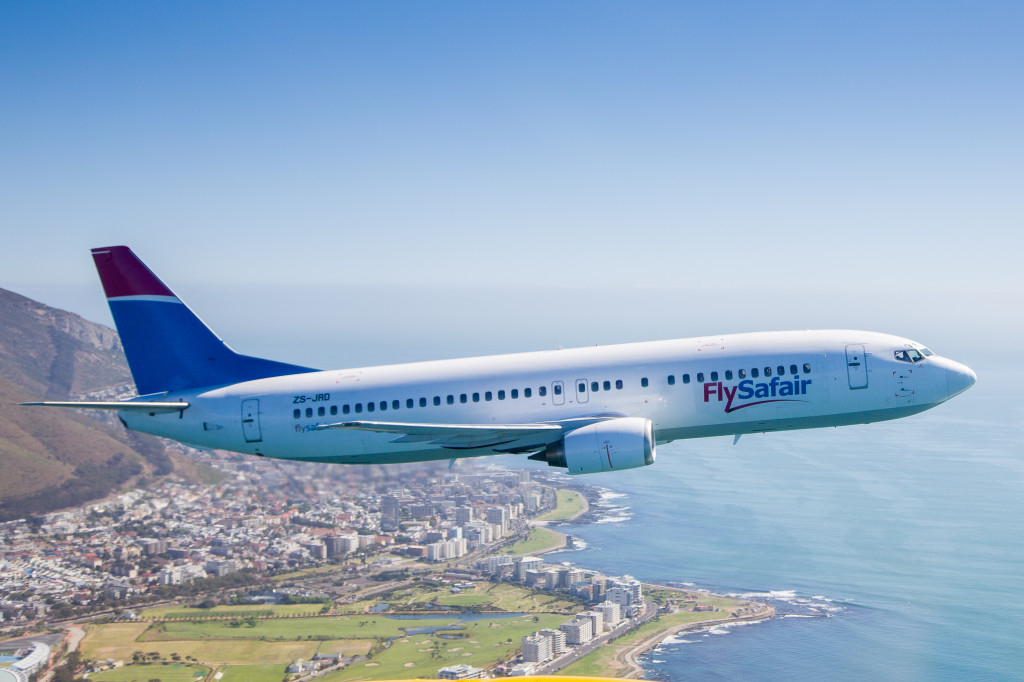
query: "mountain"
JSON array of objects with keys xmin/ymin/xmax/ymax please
[{"xmin": 0, "ymin": 288, "xmax": 177, "ymax": 520}]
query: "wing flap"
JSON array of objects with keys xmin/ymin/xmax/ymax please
[{"xmin": 315, "ymin": 420, "xmax": 561, "ymax": 449}]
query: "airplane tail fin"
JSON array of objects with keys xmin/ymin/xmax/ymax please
[{"xmin": 92, "ymin": 246, "xmax": 317, "ymax": 395}]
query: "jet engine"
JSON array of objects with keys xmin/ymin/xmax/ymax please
[{"xmin": 532, "ymin": 417, "xmax": 656, "ymax": 475}]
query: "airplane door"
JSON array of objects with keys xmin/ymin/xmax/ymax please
[
  {"xmin": 575, "ymin": 379, "xmax": 590, "ymax": 403},
  {"xmin": 846, "ymin": 345, "xmax": 868, "ymax": 390},
  {"xmin": 552, "ymin": 381, "xmax": 565, "ymax": 405},
  {"xmin": 241, "ymin": 399, "xmax": 262, "ymax": 442}
]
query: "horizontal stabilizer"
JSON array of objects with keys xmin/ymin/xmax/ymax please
[{"xmin": 21, "ymin": 401, "xmax": 189, "ymax": 414}]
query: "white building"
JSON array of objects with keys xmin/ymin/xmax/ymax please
[
  {"xmin": 522, "ymin": 632, "xmax": 553, "ymax": 663},
  {"xmin": 559, "ymin": 617, "xmax": 593, "ymax": 645}
]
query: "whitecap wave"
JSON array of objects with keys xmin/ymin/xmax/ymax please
[{"xmin": 595, "ymin": 514, "xmax": 632, "ymax": 524}]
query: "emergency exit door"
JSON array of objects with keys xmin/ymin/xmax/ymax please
[
  {"xmin": 846, "ymin": 345, "xmax": 868, "ymax": 389},
  {"xmin": 241, "ymin": 399, "xmax": 262, "ymax": 442}
]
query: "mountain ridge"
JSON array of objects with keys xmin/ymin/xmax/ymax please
[{"xmin": 0, "ymin": 287, "xmax": 179, "ymax": 520}]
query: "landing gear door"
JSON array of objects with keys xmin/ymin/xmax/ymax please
[
  {"xmin": 241, "ymin": 398, "xmax": 262, "ymax": 442},
  {"xmin": 846, "ymin": 344, "xmax": 868, "ymax": 389}
]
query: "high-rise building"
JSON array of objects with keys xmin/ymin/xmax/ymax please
[
  {"xmin": 516, "ymin": 556, "xmax": 544, "ymax": 581},
  {"xmin": 522, "ymin": 633, "xmax": 553, "ymax": 663},
  {"xmin": 380, "ymin": 495, "xmax": 400, "ymax": 531},
  {"xmin": 538, "ymin": 629, "xmax": 567, "ymax": 655},
  {"xmin": 596, "ymin": 601, "xmax": 622, "ymax": 629},
  {"xmin": 559, "ymin": 617, "xmax": 593, "ymax": 645}
]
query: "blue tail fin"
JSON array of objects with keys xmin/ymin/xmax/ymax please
[{"xmin": 92, "ymin": 246, "xmax": 317, "ymax": 395}]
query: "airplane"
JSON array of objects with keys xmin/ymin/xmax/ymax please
[{"xmin": 23, "ymin": 246, "xmax": 976, "ymax": 475}]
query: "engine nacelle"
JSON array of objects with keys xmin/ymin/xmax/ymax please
[{"xmin": 539, "ymin": 417, "xmax": 656, "ymax": 475}]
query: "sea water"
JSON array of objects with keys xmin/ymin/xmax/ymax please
[{"xmin": 539, "ymin": 363, "xmax": 1023, "ymax": 681}]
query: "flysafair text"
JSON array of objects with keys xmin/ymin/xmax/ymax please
[{"xmin": 704, "ymin": 375, "xmax": 813, "ymax": 413}]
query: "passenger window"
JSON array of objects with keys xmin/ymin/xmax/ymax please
[
  {"xmin": 379, "ymin": 401, "xmax": 387, "ymax": 411},
  {"xmin": 354, "ymin": 404, "xmax": 362, "ymax": 414},
  {"xmin": 540, "ymin": 386, "xmax": 547, "ymax": 397},
  {"xmin": 447, "ymin": 395, "xmax": 454, "ymax": 405},
  {"xmin": 778, "ymin": 366, "xmax": 785, "ymax": 376},
  {"xmin": 419, "ymin": 397, "xmax": 427, "ymax": 407},
  {"xmin": 764, "ymin": 367, "xmax": 772, "ymax": 376},
  {"xmin": 524, "ymin": 387, "xmax": 532, "ymax": 398},
  {"xmin": 367, "ymin": 402, "xmax": 375, "ymax": 413},
  {"xmin": 511, "ymin": 389, "xmax": 519, "ymax": 399},
  {"xmin": 803, "ymin": 363, "xmax": 812, "ymax": 373},
  {"xmin": 790, "ymin": 364, "xmax": 798, "ymax": 375},
  {"xmin": 711, "ymin": 371, "xmax": 719, "ymax": 381},
  {"xmin": 725, "ymin": 370, "xmax": 733, "ymax": 380},
  {"xmin": 739, "ymin": 369, "xmax": 746, "ymax": 379},
  {"xmin": 392, "ymin": 400, "xmax": 399, "ymax": 410},
  {"xmin": 460, "ymin": 394, "xmax": 468, "ymax": 403},
  {"xmin": 615, "ymin": 379, "xmax": 623, "ymax": 389},
  {"xmin": 697, "ymin": 373, "xmax": 704, "ymax": 382},
  {"xmin": 578, "ymin": 382, "xmax": 586, "ymax": 392},
  {"xmin": 331, "ymin": 405, "xmax": 338, "ymax": 415},
  {"xmin": 641, "ymin": 377, "xmax": 649, "ymax": 387},
  {"xmin": 682, "ymin": 374, "xmax": 690, "ymax": 384},
  {"xmin": 554, "ymin": 384, "xmax": 562, "ymax": 396},
  {"xmin": 318, "ymin": 406, "xmax": 325, "ymax": 417},
  {"xmin": 343, "ymin": 404, "xmax": 351, "ymax": 415},
  {"xmin": 486, "ymin": 391, "xmax": 493, "ymax": 401},
  {"xmin": 591, "ymin": 382, "xmax": 599, "ymax": 392},
  {"xmin": 433, "ymin": 396, "xmax": 441, "ymax": 406},
  {"xmin": 473, "ymin": 392, "xmax": 480, "ymax": 402},
  {"xmin": 293, "ymin": 409, "xmax": 300, "ymax": 419},
  {"xmin": 498, "ymin": 390, "xmax": 506, "ymax": 400},
  {"xmin": 306, "ymin": 408, "xmax": 313, "ymax": 418},
  {"xmin": 667, "ymin": 375, "xmax": 675, "ymax": 385},
  {"xmin": 603, "ymin": 380, "xmax": 611, "ymax": 391},
  {"xmin": 752, "ymin": 368, "xmax": 759, "ymax": 378},
  {"xmin": 407, "ymin": 398, "xmax": 414, "ymax": 409}
]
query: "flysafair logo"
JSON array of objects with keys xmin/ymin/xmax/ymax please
[{"xmin": 704, "ymin": 376, "xmax": 812, "ymax": 413}]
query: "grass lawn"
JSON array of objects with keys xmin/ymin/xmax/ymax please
[
  {"xmin": 140, "ymin": 603, "xmax": 323, "ymax": 620},
  {"xmin": 270, "ymin": 565, "xmax": 341, "ymax": 581},
  {"xmin": 140, "ymin": 614, "xmax": 456, "ymax": 642},
  {"xmin": 81, "ymin": 619, "xmax": 375, "ymax": 666},
  {"xmin": 322, "ymin": 613, "xmax": 567, "ymax": 681},
  {"xmin": 86, "ymin": 663, "xmax": 208, "ymax": 682},
  {"xmin": 218, "ymin": 663, "xmax": 287, "ymax": 682},
  {"xmin": 535, "ymin": 489, "xmax": 587, "ymax": 521},
  {"xmin": 500, "ymin": 526, "xmax": 563, "ymax": 555}
]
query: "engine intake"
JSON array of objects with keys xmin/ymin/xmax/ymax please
[{"xmin": 535, "ymin": 417, "xmax": 656, "ymax": 475}]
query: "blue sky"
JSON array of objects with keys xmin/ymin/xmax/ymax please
[{"xmin": 2, "ymin": 2, "xmax": 1020, "ymax": 368}]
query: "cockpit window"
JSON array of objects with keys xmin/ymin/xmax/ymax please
[
  {"xmin": 920, "ymin": 347, "xmax": 934, "ymax": 356},
  {"xmin": 895, "ymin": 348, "xmax": 925, "ymax": 363}
]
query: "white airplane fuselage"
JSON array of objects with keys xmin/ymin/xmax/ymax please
[{"xmin": 122, "ymin": 329, "xmax": 975, "ymax": 468}]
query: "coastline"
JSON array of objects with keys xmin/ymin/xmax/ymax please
[
  {"xmin": 614, "ymin": 602, "xmax": 776, "ymax": 679},
  {"xmin": 525, "ymin": 484, "xmax": 774, "ymax": 679}
]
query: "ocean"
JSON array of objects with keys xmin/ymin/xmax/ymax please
[{"xmin": 536, "ymin": 362, "xmax": 1023, "ymax": 681}]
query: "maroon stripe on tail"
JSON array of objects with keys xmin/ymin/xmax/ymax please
[{"xmin": 91, "ymin": 246, "xmax": 176, "ymax": 299}]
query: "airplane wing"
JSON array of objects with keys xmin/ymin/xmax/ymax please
[{"xmin": 315, "ymin": 415, "xmax": 620, "ymax": 450}]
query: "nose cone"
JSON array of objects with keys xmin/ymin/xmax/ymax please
[{"xmin": 946, "ymin": 361, "xmax": 977, "ymax": 398}]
